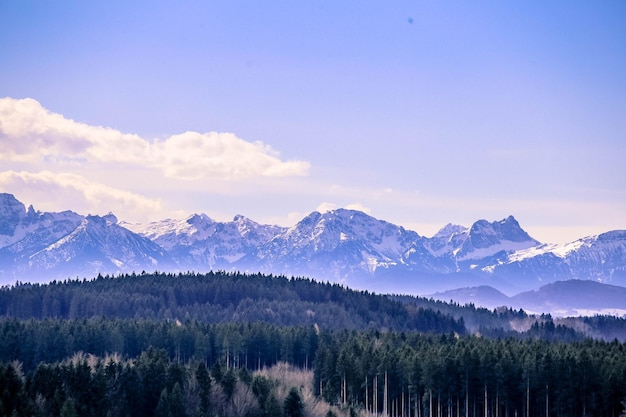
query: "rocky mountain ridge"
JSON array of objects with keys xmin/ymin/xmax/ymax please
[{"xmin": 1, "ymin": 193, "xmax": 624, "ymax": 299}]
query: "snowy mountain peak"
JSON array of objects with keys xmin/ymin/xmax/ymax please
[
  {"xmin": 186, "ymin": 213, "xmax": 214, "ymax": 226},
  {"xmin": 123, "ymin": 214, "xmax": 218, "ymax": 250},
  {"xmin": 28, "ymin": 212, "xmax": 172, "ymax": 280},
  {"xmin": 433, "ymin": 223, "xmax": 468, "ymax": 239},
  {"xmin": 103, "ymin": 212, "xmax": 118, "ymax": 225},
  {"xmin": 456, "ymin": 216, "xmax": 540, "ymax": 261},
  {"xmin": 0, "ymin": 194, "xmax": 83, "ymax": 251},
  {"xmin": 253, "ymin": 208, "xmax": 424, "ymax": 278},
  {"xmin": 232, "ymin": 214, "xmax": 271, "ymax": 238},
  {"xmin": 0, "ymin": 193, "xmax": 23, "ymax": 210},
  {"xmin": 598, "ymin": 230, "xmax": 626, "ymax": 242},
  {"xmin": 0, "ymin": 193, "xmax": 26, "ymax": 236}
]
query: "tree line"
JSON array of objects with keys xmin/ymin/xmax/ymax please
[
  {"xmin": 4, "ymin": 270, "xmax": 626, "ymax": 340},
  {"xmin": 0, "ymin": 271, "xmax": 467, "ymax": 334}
]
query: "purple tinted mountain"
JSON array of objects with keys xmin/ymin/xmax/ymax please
[
  {"xmin": 122, "ymin": 213, "xmax": 284, "ymax": 271},
  {"xmin": 242, "ymin": 209, "xmax": 430, "ymax": 281},
  {"xmin": 431, "ymin": 280, "xmax": 626, "ymax": 317},
  {"xmin": 0, "ymin": 194, "xmax": 171, "ymax": 281},
  {"xmin": 0, "ymin": 193, "xmax": 624, "ymax": 297}
]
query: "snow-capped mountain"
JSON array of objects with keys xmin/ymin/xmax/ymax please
[
  {"xmin": 475, "ymin": 230, "xmax": 626, "ymax": 291},
  {"xmin": 124, "ymin": 214, "xmax": 285, "ymax": 271},
  {"xmin": 0, "ymin": 194, "xmax": 172, "ymax": 281},
  {"xmin": 0, "ymin": 193, "xmax": 624, "ymax": 298},
  {"xmin": 0, "ymin": 193, "xmax": 83, "ymax": 250},
  {"xmin": 240, "ymin": 208, "xmax": 429, "ymax": 282},
  {"xmin": 455, "ymin": 215, "xmax": 540, "ymax": 261},
  {"xmin": 24, "ymin": 213, "xmax": 174, "ymax": 280}
]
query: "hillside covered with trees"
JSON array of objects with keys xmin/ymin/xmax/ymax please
[{"xmin": 1, "ymin": 271, "xmax": 625, "ymax": 416}]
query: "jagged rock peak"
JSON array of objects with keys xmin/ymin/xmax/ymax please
[
  {"xmin": 433, "ymin": 223, "xmax": 467, "ymax": 239},
  {"xmin": 468, "ymin": 215, "xmax": 537, "ymax": 244},
  {"xmin": 103, "ymin": 212, "xmax": 118, "ymax": 225},
  {"xmin": 233, "ymin": 214, "xmax": 249, "ymax": 222},
  {"xmin": 0, "ymin": 193, "xmax": 25, "ymax": 215},
  {"xmin": 186, "ymin": 213, "xmax": 214, "ymax": 223},
  {"xmin": 0, "ymin": 193, "xmax": 22, "ymax": 206},
  {"xmin": 85, "ymin": 213, "xmax": 117, "ymax": 225},
  {"xmin": 0, "ymin": 193, "xmax": 26, "ymax": 236}
]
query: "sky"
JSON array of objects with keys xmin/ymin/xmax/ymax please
[{"xmin": 1, "ymin": 1, "xmax": 625, "ymax": 244}]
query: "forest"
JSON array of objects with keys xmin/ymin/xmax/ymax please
[{"xmin": 0, "ymin": 271, "xmax": 625, "ymax": 417}]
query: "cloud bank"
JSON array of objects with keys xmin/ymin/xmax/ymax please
[
  {"xmin": 0, "ymin": 170, "xmax": 163, "ymax": 221},
  {"xmin": 0, "ymin": 97, "xmax": 310, "ymax": 180}
]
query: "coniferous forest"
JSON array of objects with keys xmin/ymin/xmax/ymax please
[{"xmin": 0, "ymin": 271, "xmax": 625, "ymax": 417}]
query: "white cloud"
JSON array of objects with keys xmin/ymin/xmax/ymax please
[
  {"xmin": 0, "ymin": 170, "xmax": 163, "ymax": 222},
  {"xmin": 0, "ymin": 97, "xmax": 148, "ymax": 165},
  {"xmin": 0, "ymin": 97, "xmax": 310, "ymax": 180},
  {"xmin": 316, "ymin": 202, "xmax": 338, "ymax": 213},
  {"xmin": 152, "ymin": 131, "xmax": 310, "ymax": 180},
  {"xmin": 345, "ymin": 203, "xmax": 372, "ymax": 214},
  {"xmin": 315, "ymin": 202, "xmax": 372, "ymax": 214}
]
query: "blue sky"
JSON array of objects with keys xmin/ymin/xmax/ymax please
[{"xmin": 1, "ymin": 1, "xmax": 625, "ymax": 243}]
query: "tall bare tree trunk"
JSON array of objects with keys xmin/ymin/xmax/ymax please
[
  {"xmin": 430, "ymin": 389, "xmax": 433, "ymax": 417},
  {"xmin": 366, "ymin": 376, "xmax": 369, "ymax": 413},
  {"xmin": 384, "ymin": 371, "xmax": 389, "ymax": 417},
  {"xmin": 485, "ymin": 385, "xmax": 488, "ymax": 417}
]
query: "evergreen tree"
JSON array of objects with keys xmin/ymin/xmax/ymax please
[
  {"xmin": 284, "ymin": 388, "xmax": 304, "ymax": 417},
  {"xmin": 195, "ymin": 362, "xmax": 211, "ymax": 414},
  {"xmin": 263, "ymin": 395, "xmax": 282, "ymax": 417},
  {"xmin": 154, "ymin": 388, "xmax": 169, "ymax": 417},
  {"xmin": 59, "ymin": 398, "xmax": 78, "ymax": 417},
  {"xmin": 169, "ymin": 383, "xmax": 186, "ymax": 417}
]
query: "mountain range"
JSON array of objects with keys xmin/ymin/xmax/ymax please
[{"xmin": 1, "ymin": 193, "xmax": 625, "ymax": 314}]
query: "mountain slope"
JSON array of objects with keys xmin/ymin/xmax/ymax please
[
  {"xmin": 242, "ymin": 209, "xmax": 430, "ymax": 282},
  {"xmin": 511, "ymin": 280, "xmax": 626, "ymax": 316},
  {"xmin": 125, "ymin": 214, "xmax": 285, "ymax": 271},
  {"xmin": 487, "ymin": 231, "xmax": 626, "ymax": 290},
  {"xmin": 23, "ymin": 213, "xmax": 174, "ymax": 281},
  {"xmin": 431, "ymin": 280, "xmax": 626, "ymax": 317}
]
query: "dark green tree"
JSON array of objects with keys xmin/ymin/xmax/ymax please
[
  {"xmin": 154, "ymin": 388, "xmax": 169, "ymax": 417},
  {"xmin": 195, "ymin": 362, "xmax": 211, "ymax": 415},
  {"xmin": 284, "ymin": 388, "xmax": 303, "ymax": 417},
  {"xmin": 59, "ymin": 398, "xmax": 78, "ymax": 417}
]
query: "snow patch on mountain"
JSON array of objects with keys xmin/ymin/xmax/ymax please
[{"xmin": 123, "ymin": 214, "xmax": 218, "ymax": 250}]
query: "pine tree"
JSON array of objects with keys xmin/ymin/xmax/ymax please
[
  {"xmin": 154, "ymin": 388, "xmax": 169, "ymax": 417},
  {"xmin": 60, "ymin": 398, "xmax": 78, "ymax": 417},
  {"xmin": 196, "ymin": 362, "xmax": 211, "ymax": 414},
  {"xmin": 284, "ymin": 388, "xmax": 304, "ymax": 417}
]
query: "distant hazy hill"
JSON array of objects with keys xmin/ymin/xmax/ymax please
[{"xmin": 431, "ymin": 279, "xmax": 626, "ymax": 317}]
